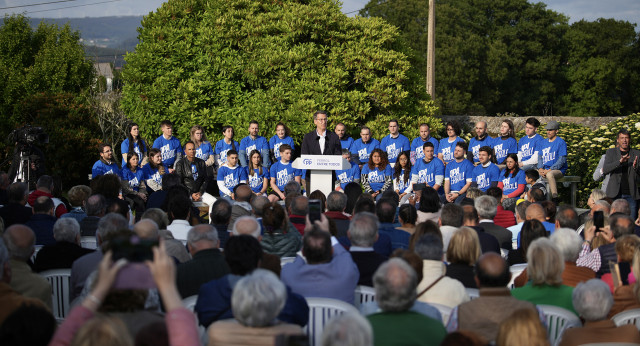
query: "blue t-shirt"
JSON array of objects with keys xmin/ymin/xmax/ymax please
[
  {"xmin": 438, "ymin": 137, "xmax": 465, "ymax": 164},
  {"xmin": 518, "ymin": 134, "xmax": 543, "ymax": 162},
  {"xmin": 246, "ymin": 166, "xmax": 270, "ymax": 193},
  {"xmin": 445, "ymin": 159, "xmax": 474, "ymax": 192},
  {"xmin": 500, "ymin": 169, "xmax": 526, "ymax": 195},
  {"xmin": 121, "ymin": 167, "xmax": 144, "ymax": 192},
  {"xmin": 120, "ymin": 139, "xmax": 147, "ymax": 167},
  {"xmin": 492, "ymin": 137, "xmax": 517, "ymax": 164},
  {"xmin": 92, "ymin": 160, "xmax": 121, "ymax": 179},
  {"xmin": 380, "ymin": 134, "xmax": 411, "ymax": 163},
  {"xmin": 335, "ymin": 162, "xmax": 360, "ymax": 190},
  {"xmin": 214, "ymin": 139, "xmax": 240, "ymax": 165},
  {"xmin": 194, "ymin": 142, "xmax": 214, "ymax": 161},
  {"xmin": 268, "ymin": 135, "xmax": 296, "ymax": 161},
  {"xmin": 472, "ymin": 163, "xmax": 501, "ymax": 192},
  {"xmin": 410, "ymin": 137, "xmax": 439, "ymax": 163},
  {"xmin": 239, "ymin": 136, "xmax": 269, "ymax": 163},
  {"xmin": 538, "ymin": 137, "xmax": 568, "ymax": 173},
  {"xmin": 411, "ymin": 158, "xmax": 445, "ymax": 188},
  {"xmin": 395, "ymin": 168, "xmax": 412, "ymax": 193},
  {"xmin": 217, "ymin": 166, "xmax": 248, "ymax": 196},
  {"xmin": 361, "ymin": 164, "xmax": 393, "ymax": 192},
  {"xmin": 469, "ymin": 136, "xmax": 494, "ymax": 163},
  {"xmin": 152, "ymin": 135, "xmax": 182, "ymax": 168},
  {"xmin": 340, "ymin": 137, "xmax": 354, "ymax": 151},
  {"xmin": 142, "ymin": 164, "xmax": 162, "ymax": 187},
  {"xmin": 350, "ymin": 139, "xmax": 380, "ymax": 162},
  {"xmin": 270, "ymin": 161, "xmax": 301, "ymax": 192}
]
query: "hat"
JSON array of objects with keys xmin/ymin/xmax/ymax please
[{"xmin": 545, "ymin": 121, "xmax": 560, "ymax": 130}]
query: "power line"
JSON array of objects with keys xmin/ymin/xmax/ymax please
[
  {"xmin": 343, "ymin": 0, "xmax": 391, "ymax": 16},
  {"xmin": 0, "ymin": 0, "xmax": 76, "ymax": 10},
  {"xmin": 22, "ymin": 0, "xmax": 121, "ymax": 14}
]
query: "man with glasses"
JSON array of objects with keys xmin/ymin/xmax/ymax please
[
  {"xmin": 537, "ymin": 120, "xmax": 567, "ymax": 204},
  {"xmin": 92, "ymin": 143, "xmax": 121, "ymax": 178},
  {"xmin": 301, "ymin": 110, "xmax": 342, "ymax": 156}
]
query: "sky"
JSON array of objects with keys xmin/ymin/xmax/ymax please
[{"xmin": 0, "ymin": 0, "xmax": 638, "ymax": 26}]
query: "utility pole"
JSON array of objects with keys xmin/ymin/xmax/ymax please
[{"xmin": 426, "ymin": 0, "xmax": 435, "ymax": 100}]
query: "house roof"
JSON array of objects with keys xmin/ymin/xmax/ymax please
[{"xmin": 93, "ymin": 63, "xmax": 114, "ymax": 79}]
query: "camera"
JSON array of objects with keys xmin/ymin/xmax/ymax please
[{"xmin": 8, "ymin": 125, "xmax": 49, "ymax": 145}]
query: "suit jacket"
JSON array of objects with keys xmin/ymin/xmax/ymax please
[
  {"xmin": 301, "ymin": 130, "xmax": 342, "ymax": 156},
  {"xmin": 0, "ymin": 203, "xmax": 33, "ymax": 227},
  {"xmin": 80, "ymin": 216, "xmax": 101, "ymax": 237},
  {"xmin": 9, "ymin": 259, "xmax": 52, "ymax": 310},
  {"xmin": 34, "ymin": 241, "xmax": 94, "ymax": 272},
  {"xmin": 559, "ymin": 320, "xmax": 640, "ymax": 346},
  {"xmin": 350, "ymin": 250, "xmax": 387, "ymax": 287},
  {"xmin": 177, "ymin": 248, "xmax": 230, "ymax": 298},
  {"xmin": 603, "ymin": 147, "xmax": 640, "ymax": 199},
  {"xmin": 479, "ymin": 221, "xmax": 512, "ymax": 250},
  {"xmin": 175, "ymin": 156, "xmax": 208, "ymax": 195},
  {"xmin": 25, "ymin": 214, "xmax": 57, "ymax": 246}
]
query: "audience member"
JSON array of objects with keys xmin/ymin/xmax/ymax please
[
  {"xmin": 0, "ymin": 183, "xmax": 32, "ymax": 228},
  {"xmin": 376, "ymin": 198, "xmax": 409, "ymax": 250},
  {"xmin": 324, "ymin": 191, "xmax": 351, "ymax": 238},
  {"xmin": 231, "ymin": 215, "xmax": 281, "ymax": 275},
  {"xmin": 33, "ymin": 218, "xmax": 93, "ymax": 272},
  {"xmin": 486, "ymin": 187, "xmax": 516, "ymax": 227},
  {"xmin": 555, "ymin": 205, "xmax": 580, "ymax": 231},
  {"xmin": 610, "ymin": 198, "xmax": 631, "ymax": 216},
  {"xmin": 321, "ymin": 312, "xmax": 373, "ymax": 346},
  {"xmin": 601, "ymin": 234, "xmax": 640, "ymax": 292},
  {"xmin": 288, "ymin": 195, "xmax": 309, "ymax": 235},
  {"xmin": 261, "ymin": 202, "xmax": 302, "ymax": 258},
  {"xmin": 60, "ymin": 185, "xmax": 92, "ymax": 223},
  {"xmin": 445, "ymin": 227, "xmax": 481, "ymax": 288},
  {"xmin": 28, "ymin": 175, "xmax": 67, "ymax": 218},
  {"xmin": 24, "ymin": 196, "xmax": 57, "ymax": 246},
  {"xmin": 509, "ymin": 219, "xmax": 547, "ymax": 267},
  {"xmin": 140, "ymin": 208, "xmax": 190, "ymax": 263},
  {"xmin": 396, "ymin": 204, "xmax": 417, "ymax": 235},
  {"xmin": 439, "ymin": 203, "xmax": 463, "ymax": 253},
  {"xmin": 166, "ymin": 192, "xmax": 192, "ymax": 241},
  {"xmin": 609, "ymin": 247, "xmax": 640, "ymax": 317},
  {"xmin": 496, "ymin": 308, "xmax": 549, "ymax": 346},
  {"xmin": 80, "ymin": 194, "xmax": 107, "ymax": 236},
  {"xmin": 577, "ymin": 213, "xmax": 635, "ymax": 277},
  {"xmin": 525, "ymin": 203, "xmax": 555, "ymax": 234},
  {"xmin": 229, "ymin": 184, "xmax": 252, "ymax": 228},
  {"xmin": 508, "ymin": 200, "xmax": 530, "ymax": 247},
  {"xmin": 0, "ymin": 303, "xmax": 56, "ymax": 346},
  {"xmin": 416, "ymin": 186, "xmax": 441, "ymax": 224},
  {"xmin": 475, "ymin": 195, "xmax": 512, "ymax": 249},
  {"xmin": 210, "ymin": 198, "xmax": 232, "ymax": 248},
  {"xmin": 462, "ymin": 205, "xmax": 500, "ymax": 254},
  {"xmin": 343, "ymin": 182, "xmax": 362, "ymax": 215},
  {"xmin": 347, "ymin": 212, "xmax": 386, "ymax": 287}
]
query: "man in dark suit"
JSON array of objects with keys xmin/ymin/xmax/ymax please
[
  {"xmin": 300, "ymin": 110, "xmax": 342, "ymax": 156},
  {"xmin": 0, "ymin": 182, "xmax": 32, "ymax": 228},
  {"xmin": 475, "ymin": 195, "xmax": 513, "ymax": 250},
  {"xmin": 603, "ymin": 129, "xmax": 640, "ymax": 220},
  {"xmin": 34, "ymin": 218, "xmax": 93, "ymax": 272},
  {"xmin": 348, "ymin": 212, "xmax": 386, "ymax": 287}
]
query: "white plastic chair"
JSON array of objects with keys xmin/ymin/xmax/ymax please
[
  {"xmin": 80, "ymin": 236, "xmax": 97, "ymax": 250},
  {"xmin": 40, "ymin": 269, "xmax": 71, "ymax": 323},
  {"xmin": 304, "ymin": 297, "xmax": 359, "ymax": 346},
  {"xmin": 281, "ymin": 256, "xmax": 296, "ymax": 266},
  {"xmin": 182, "ymin": 295, "xmax": 198, "ymax": 311},
  {"xmin": 612, "ymin": 308, "xmax": 640, "ymax": 330},
  {"xmin": 31, "ymin": 245, "xmax": 43, "ymax": 263},
  {"xmin": 429, "ymin": 302, "xmax": 453, "ymax": 325},
  {"xmin": 537, "ymin": 304, "xmax": 581, "ymax": 346},
  {"xmin": 354, "ymin": 285, "xmax": 376, "ymax": 309},
  {"xmin": 465, "ymin": 288, "xmax": 479, "ymax": 300},
  {"xmin": 508, "ymin": 263, "xmax": 527, "ymax": 289}
]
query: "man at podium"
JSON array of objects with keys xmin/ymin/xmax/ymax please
[{"xmin": 301, "ymin": 111, "xmax": 342, "ymax": 193}]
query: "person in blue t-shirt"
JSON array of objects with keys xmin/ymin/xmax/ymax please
[
  {"xmin": 410, "ymin": 123, "xmax": 439, "ymax": 164},
  {"xmin": 537, "ymin": 120, "xmax": 568, "ymax": 202},
  {"xmin": 393, "ymin": 151, "xmax": 413, "ymax": 204},
  {"xmin": 361, "ymin": 148, "xmax": 393, "ymax": 200},
  {"xmin": 246, "ymin": 149, "xmax": 275, "ymax": 201},
  {"xmin": 410, "ymin": 142, "xmax": 445, "ymax": 191},
  {"xmin": 269, "ymin": 144, "xmax": 301, "ymax": 200},
  {"xmin": 190, "ymin": 125, "xmax": 215, "ymax": 166},
  {"xmin": 380, "ymin": 119, "xmax": 411, "ymax": 165},
  {"xmin": 152, "ymin": 120, "xmax": 182, "ymax": 173},
  {"xmin": 438, "ymin": 121, "xmax": 465, "ymax": 165},
  {"xmin": 214, "ymin": 125, "xmax": 240, "ymax": 168},
  {"xmin": 350, "ymin": 126, "xmax": 380, "ymax": 166},
  {"xmin": 269, "ymin": 122, "xmax": 296, "ymax": 163},
  {"xmin": 335, "ymin": 123, "xmax": 354, "ymax": 151},
  {"xmin": 492, "ymin": 120, "xmax": 517, "ymax": 167},
  {"xmin": 468, "ymin": 121, "xmax": 493, "ymax": 164},
  {"xmin": 239, "ymin": 120, "xmax": 271, "ymax": 168},
  {"xmin": 471, "ymin": 146, "xmax": 500, "ymax": 192},
  {"xmin": 92, "ymin": 143, "xmax": 121, "ymax": 179},
  {"xmin": 143, "ymin": 148, "xmax": 165, "ymax": 193},
  {"xmin": 518, "ymin": 117, "xmax": 543, "ymax": 171},
  {"xmin": 335, "ymin": 148, "xmax": 360, "ymax": 191},
  {"xmin": 120, "ymin": 122, "xmax": 148, "ymax": 168},
  {"xmin": 217, "ymin": 150, "xmax": 247, "ymax": 200},
  {"xmin": 498, "ymin": 154, "xmax": 526, "ymax": 209},
  {"xmin": 121, "ymin": 152, "xmax": 147, "ymax": 221},
  {"xmin": 443, "ymin": 142, "xmax": 473, "ymax": 204}
]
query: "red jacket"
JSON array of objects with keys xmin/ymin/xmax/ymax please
[
  {"xmin": 494, "ymin": 205, "xmax": 516, "ymax": 228},
  {"xmin": 28, "ymin": 190, "xmax": 67, "ymax": 218}
]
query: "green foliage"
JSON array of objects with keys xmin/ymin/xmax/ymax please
[{"xmin": 121, "ymin": 0, "xmax": 435, "ymax": 144}]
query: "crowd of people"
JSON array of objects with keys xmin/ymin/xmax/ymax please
[{"xmin": 1, "ymin": 112, "xmax": 640, "ymax": 345}]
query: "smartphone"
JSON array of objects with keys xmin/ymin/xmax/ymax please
[
  {"xmin": 594, "ymin": 210, "xmax": 604, "ymax": 233},
  {"xmin": 309, "ymin": 199, "xmax": 322, "ymax": 223},
  {"xmin": 111, "ymin": 235, "xmax": 158, "ymax": 262}
]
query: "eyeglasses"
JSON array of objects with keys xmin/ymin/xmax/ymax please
[
  {"xmin": 316, "ymin": 118, "xmax": 328, "ymax": 122},
  {"xmin": 103, "ymin": 149, "xmax": 112, "ymax": 153},
  {"xmin": 447, "ymin": 128, "xmax": 455, "ymax": 131}
]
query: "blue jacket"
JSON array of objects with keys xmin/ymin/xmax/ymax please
[{"xmin": 378, "ymin": 223, "xmax": 410, "ymax": 251}]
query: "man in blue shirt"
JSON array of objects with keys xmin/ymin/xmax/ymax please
[
  {"xmin": 471, "ymin": 146, "xmax": 500, "ymax": 192},
  {"xmin": 335, "ymin": 123, "xmax": 354, "ymax": 151},
  {"xmin": 410, "ymin": 142, "xmax": 445, "ymax": 191},
  {"xmin": 410, "ymin": 123, "xmax": 439, "ymax": 164},
  {"xmin": 537, "ymin": 120, "xmax": 568, "ymax": 203},
  {"xmin": 380, "ymin": 119, "xmax": 411, "ymax": 165},
  {"xmin": 350, "ymin": 126, "xmax": 380, "ymax": 167},
  {"xmin": 335, "ymin": 149, "xmax": 360, "ymax": 191},
  {"xmin": 152, "ymin": 120, "xmax": 182, "ymax": 173},
  {"xmin": 239, "ymin": 120, "xmax": 270, "ymax": 168},
  {"xmin": 269, "ymin": 144, "xmax": 301, "ymax": 200},
  {"xmin": 469, "ymin": 121, "xmax": 493, "ymax": 164},
  {"xmin": 443, "ymin": 142, "xmax": 474, "ymax": 204},
  {"xmin": 92, "ymin": 143, "xmax": 121, "ymax": 178},
  {"xmin": 518, "ymin": 117, "xmax": 543, "ymax": 171}
]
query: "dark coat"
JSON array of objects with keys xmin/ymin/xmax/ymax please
[
  {"xmin": 301, "ymin": 130, "xmax": 342, "ymax": 156},
  {"xmin": 34, "ymin": 241, "xmax": 94, "ymax": 272},
  {"xmin": 175, "ymin": 157, "xmax": 208, "ymax": 195},
  {"xmin": 176, "ymin": 248, "xmax": 230, "ymax": 298}
]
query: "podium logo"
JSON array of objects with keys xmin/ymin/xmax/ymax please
[{"xmin": 303, "ymin": 159, "xmax": 313, "ymax": 165}]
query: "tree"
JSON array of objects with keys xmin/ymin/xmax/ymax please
[{"xmin": 121, "ymin": 0, "xmax": 438, "ymax": 143}]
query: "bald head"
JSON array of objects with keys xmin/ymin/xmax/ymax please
[
  {"xmin": 475, "ymin": 252, "xmax": 510, "ymax": 288},
  {"xmin": 235, "ymin": 185, "xmax": 252, "ymax": 202},
  {"xmin": 526, "ymin": 203, "xmax": 546, "ymax": 223},
  {"xmin": 133, "ymin": 219, "xmax": 159, "ymax": 239},
  {"xmin": 3, "ymin": 225, "xmax": 35, "ymax": 262},
  {"xmin": 232, "ymin": 216, "xmax": 261, "ymax": 239}
]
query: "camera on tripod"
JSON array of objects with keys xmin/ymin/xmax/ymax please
[{"xmin": 8, "ymin": 125, "xmax": 49, "ymax": 146}]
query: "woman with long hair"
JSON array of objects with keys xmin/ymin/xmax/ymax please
[
  {"xmin": 393, "ymin": 151, "xmax": 413, "ymax": 204},
  {"xmin": 246, "ymin": 149, "xmax": 276, "ymax": 201},
  {"xmin": 445, "ymin": 227, "xmax": 482, "ymax": 288},
  {"xmin": 120, "ymin": 122, "xmax": 147, "ymax": 167},
  {"xmin": 361, "ymin": 148, "xmax": 392, "ymax": 200},
  {"xmin": 120, "ymin": 152, "xmax": 147, "ymax": 220},
  {"xmin": 143, "ymin": 148, "xmax": 165, "ymax": 193},
  {"xmin": 493, "ymin": 120, "xmax": 517, "ymax": 167},
  {"xmin": 260, "ymin": 202, "xmax": 301, "ymax": 258},
  {"xmin": 214, "ymin": 125, "xmax": 240, "ymax": 167},
  {"xmin": 498, "ymin": 153, "xmax": 526, "ymax": 209},
  {"xmin": 268, "ymin": 122, "xmax": 295, "ymax": 163},
  {"xmin": 190, "ymin": 125, "xmax": 215, "ymax": 167}
]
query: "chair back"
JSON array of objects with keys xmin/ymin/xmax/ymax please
[
  {"xmin": 40, "ymin": 269, "xmax": 71, "ymax": 323},
  {"xmin": 429, "ymin": 302, "xmax": 453, "ymax": 324},
  {"xmin": 466, "ymin": 288, "xmax": 479, "ymax": 300},
  {"xmin": 354, "ymin": 285, "xmax": 376, "ymax": 309},
  {"xmin": 182, "ymin": 295, "xmax": 198, "ymax": 311},
  {"xmin": 538, "ymin": 304, "xmax": 581, "ymax": 346},
  {"xmin": 281, "ymin": 256, "xmax": 296, "ymax": 266},
  {"xmin": 305, "ymin": 297, "xmax": 359, "ymax": 346},
  {"xmin": 31, "ymin": 245, "xmax": 43, "ymax": 263},
  {"xmin": 80, "ymin": 236, "xmax": 97, "ymax": 250},
  {"xmin": 612, "ymin": 308, "xmax": 640, "ymax": 330},
  {"xmin": 508, "ymin": 263, "xmax": 527, "ymax": 288}
]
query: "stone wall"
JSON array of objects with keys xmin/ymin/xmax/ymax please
[{"xmin": 440, "ymin": 116, "xmax": 622, "ymax": 134}]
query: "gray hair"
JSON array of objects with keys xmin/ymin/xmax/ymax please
[
  {"xmin": 327, "ymin": 191, "xmax": 348, "ymax": 212},
  {"xmin": 516, "ymin": 201, "xmax": 531, "ymax": 220},
  {"xmin": 283, "ymin": 181, "xmax": 301, "ymax": 197},
  {"xmin": 593, "ymin": 200, "xmax": 611, "ymax": 213},
  {"xmin": 85, "ymin": 194, "xmax": 107, "ymax": 217},
  {"xmin": 573, "ymin": 279, "xmax": 613, "ymax": 321},
  {"xmin": 3, "ymin": 225, "xmax": 35, "ymax": 261},
  {"xmin": 527, "ymin": 238, "xmax": 564, "ymax": 286},
  {"xmin": 231, "ymin": 269, "xmax": 287, "ymax": 327},
  {"xmin": 611, "ymin": 199, "xmax": 631, "ymax": 216},
  {"xmin": 251, "ymin": 196, "xmax": 269, "ymax": 217},
  {"xmin": 414, "ymin": 234, "xmax": 443, "ymax": 261},
  {"xmin": 0, "ymin": 238, "xmax": 8, "ymax": 280},
  {"xmin": 475, "ymin": 195, "xmax": 497, "ymax": 220},
  {"xmin": 141, "ymin": 208, "xmax": 169, "ymax": 230},
  {"xmin": 97, "ymin": 213, "xmax": 129, "ymax": 240},
  {"xmin": 53, "ymin": 218, "xmax": 80, "ymax": 243},
  {"xmin": 187, "ymin": 224, "xmax": 219, "ymax": 245},
  {"xmin": 231, "ymin": 216, "xmax": 261, "ymax": 238},
  {"xmin": 291, "ymin": 196, "xmax": 309, "ymax": 216},
  {"xmin": 348, "ymin": 212, "xmax": 379, "ymax": 247},
  {"xmin": 549, "ymin": 228, "xmax": 582, "ymax": 262},
  {"xmin": 373, "ymin": 258, "xmax": 417, "ymax": 312},
  {"xmin": 321, "ymin": 312, "xmax": 373, "ymax": 346}
]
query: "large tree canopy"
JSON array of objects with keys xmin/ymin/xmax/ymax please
[{"xmin": 122, "ymin": 0, "xmax": 438, "ymax": 143}]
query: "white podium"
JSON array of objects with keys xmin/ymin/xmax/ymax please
[{"xmin": 292, "ymin": 155, "xmax": 351, "ymax": 197}]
